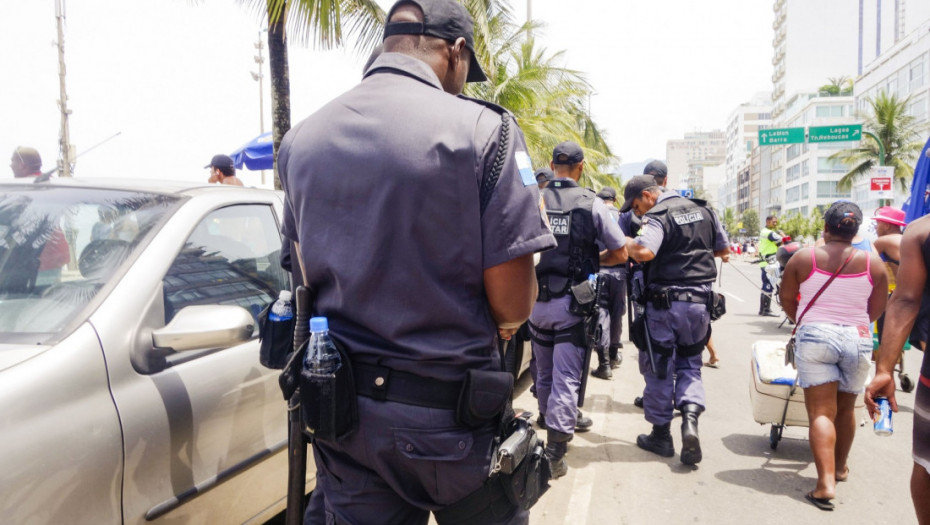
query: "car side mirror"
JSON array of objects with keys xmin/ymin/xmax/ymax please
[{"xmin": 152, "ymin": 305, "xmax": 254, "ymax": 352}]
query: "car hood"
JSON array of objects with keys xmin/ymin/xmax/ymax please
[{"xmin": 0, "ymin": 344, "xmax": 50, "ymax": 372}]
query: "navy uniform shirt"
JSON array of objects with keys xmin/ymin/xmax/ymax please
[{"xmin": 279, "ymin": 52, "xmax": 556, "ymax": 382}]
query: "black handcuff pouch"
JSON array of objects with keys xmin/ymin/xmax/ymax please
[{"xmin": 456, "ymin": 369, "xmax": 514, "ymax": 428}]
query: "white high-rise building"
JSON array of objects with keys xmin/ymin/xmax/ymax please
[
  {"xmin": 665, "ymin": 131, "xmax": 726, "ymax": 194},
  {"xmin": 724, "ymin": 93, "xmax": 772, "ymax": 215}
]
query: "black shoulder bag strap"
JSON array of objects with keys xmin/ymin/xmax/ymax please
[{"xmin": 479, "ymin": 113, "xmax": 511, "ymax": 216}]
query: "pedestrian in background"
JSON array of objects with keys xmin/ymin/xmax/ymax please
[
  {"xmin": 277, "ymin": 0, "xmax": 555, "ymax": 522},
  {"xmin": 759, "ymin": 215, "xmax": 784, "ymax": 317},
  {"xmin": 866, "ymin": 212, "xmax": 930, "ymax": 525},
  {"xmin": 780, "ymin": 201, "xmax": 887, "ymax": 511},
  {"xmin": 205, "ymin": 154, "xmax": 244, "ymax": 186}
]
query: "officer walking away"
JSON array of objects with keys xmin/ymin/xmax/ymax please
[
  {"xmin": 535, "ymin": 167, "xmax": 554, "ymax": 190},
  {"xmin": 758, "ymin": 215, "xmax": 784, "ymax": 317},
  {"xmin": 531, "ymin": 141, "xmax": 627, "ymax": 478},
  {"xmin": 620, "ymin": 175, "xmax": 729, "ymax": 465},
  {"xmin": 277, "ymin": 0, "xmax": 556, "ymax": 522},
  {"xmin": 592, "ymin": 186, "xmax": 627, "ymax": 380},
  {"xmin": 624, "ymin": 160, "xmax": 668, "ymax": 409},
  {"xmin": 205, "ymin": 154, "xmax": 244, "ymax": 186}
]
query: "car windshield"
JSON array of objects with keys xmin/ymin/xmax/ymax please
[{"xmin": 0, "ymin": 186, "xmax": 180, "ymax": 343}]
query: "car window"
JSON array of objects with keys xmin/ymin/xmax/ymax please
[
  {"xmin": 163, "ymin": 204, "xmax": 289, "ymax": 331},
  {"xmin": 0, "ymin": 186, "xmax": 180, "ymax": 343}
]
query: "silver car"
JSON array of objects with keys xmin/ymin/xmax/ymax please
[{"xmin": 0, "ymin": 179, "xmax": 313, "ymax": 524}]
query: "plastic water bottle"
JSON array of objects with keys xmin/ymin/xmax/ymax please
[
  {"xmin": 268, "ymin": 290, "xmax": 293, "ymax": 322},
  {"xmin": 873, "ymin": 397, "xmax": 893, "ymax": 436},
  {"xmin": 305, "ymin": 317, "xmax": 342, "ymax": 376}
]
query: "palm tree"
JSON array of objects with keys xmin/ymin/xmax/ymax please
[
  {"xmin": 238, "ymin": 0, "xmax": 385, "ymax": 188},
  {"xmin": 464, "ymin": 13, "xmax": 615, "ymax": 190},
  {"xmin": 721, "ymin": 207, "xmax": 737, "ymax": 236},
  {"xmin": 830, "ymin": 92, "xmax": 926, "ymax": 192}
]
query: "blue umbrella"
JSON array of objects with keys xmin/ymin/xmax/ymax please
[
  {"xmin": 230, "ymin": 132, "xmax": 273, "ymax": 171},
  {"xmin": 904, "ymin": 134, "xmax": 930, "ymax": 223}
]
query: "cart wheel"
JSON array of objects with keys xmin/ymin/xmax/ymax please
[
  {"xmin": 901, "ymin": 374, "xmax": 915, "ymax": 394},
  {"xmin": 769, "ymin": 425, "xmax": 781, "ymax": 450}
]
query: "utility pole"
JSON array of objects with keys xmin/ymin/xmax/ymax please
[
  {"xmin": 527, "ymin": 0, "xmax": 533, "ymax": 38},
  {"xmin": 55, "ymin": 0, "xmax": 74, "ymax": 177},
  {"xmin": 251, "ymin": 30, "xmax": 267, "ymax": 184}
]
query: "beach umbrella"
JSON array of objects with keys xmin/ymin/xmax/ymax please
[
  {"xmin": 904, "ymin": 135, "xmax": 930, "ymax": 223},
  {"xmin": 230, "ymin": 132, "xmax": 273, "ymax": 171}
]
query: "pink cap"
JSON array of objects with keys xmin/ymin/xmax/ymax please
[{"xmin": 873, "ymin": 206, "xmax": 906, "ymax": 227}]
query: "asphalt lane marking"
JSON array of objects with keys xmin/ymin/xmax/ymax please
[
  {"xmin": 563, "ymin": 396, "xmax": 607, "ymax": 525},
  {"xmin": 721, "ymin": 290, "xmax": 744, "ymax": 303}
]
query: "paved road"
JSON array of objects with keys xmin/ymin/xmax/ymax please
[{"xmin": 517, "ymin": 258, "xmax": 922, "ymax": 525}]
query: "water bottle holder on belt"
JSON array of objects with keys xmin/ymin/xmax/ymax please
[
  {"xmin": 258, "ymin": 301, "xmax": 295, "ymax": 370},
  {"xmin": 299, "ymin": 337, "xmax": 358, "ymax": 442}
]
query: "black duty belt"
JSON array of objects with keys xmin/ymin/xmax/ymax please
[
  {"xmin": 668, "ymin": 290, "xmax": 708, "ymax": 304},
  {"xmin": 354, "ymin": 362, "xmax": 461, "ymax": 410}
]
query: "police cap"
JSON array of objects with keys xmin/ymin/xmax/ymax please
[
  {"xmin": 383, "ymin": 0, "xmax": 487, "ymax": 83},
  {"xmin": 620, "ymin": 175, "xmax": 660, "ymax": 213}
]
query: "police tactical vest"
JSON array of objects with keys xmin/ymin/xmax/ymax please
[
  {"xmin": 536, "ymin": 179, "xmax": 599, "ymax": 298},
  {"xmin": 643, "ymin": 195, "xmax": 717, "ymax": 287}
]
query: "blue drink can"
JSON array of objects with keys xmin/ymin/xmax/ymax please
[{"xmin": 874, "ymin": 397, "xmax": 893, "ymax": 436}]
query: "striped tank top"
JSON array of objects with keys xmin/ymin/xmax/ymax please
[{"xmin": 797, "ymin": 247, "xmax": 872, "ymax": 327}]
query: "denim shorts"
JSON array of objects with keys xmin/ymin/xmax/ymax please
[{"xmin": 795, "ymin": 323, "xmax": 873, "ymax": 393}]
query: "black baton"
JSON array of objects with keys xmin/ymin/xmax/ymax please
[{"xmin": 285, "ymin": 285, "xmax": 312, "ymax": 525}]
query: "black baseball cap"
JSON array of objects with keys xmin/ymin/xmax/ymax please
[
  {"xmin": 596, "ymin": 187, "xmax": 617, "ymax": 201},
  {"xmin": 383, "ymin": 0, "xmax": 487, "ymax": 83},
  {"xmin": 205, "ymin": 154, "xmax": 235, "ymax": 170},
  {"xmin": 823, "ymin": 201, "xmax": 862, "ymax": 235},
  {"xmin": 552, "ymin": 141, "xmax": 584, "ymax": 165},
  {"xmin": 534, "ymin": 167, "xmax": 554, "ymax": 183},
  {"xmin": 643, "ymin": 160, "xmax": 668, "ymax": 182},
  {"xmin": 620, "ymin": 175, "xmax": 660, "ymax": 213}
]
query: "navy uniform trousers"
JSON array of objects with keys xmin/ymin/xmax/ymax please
[
  {"xmin": 529, "ymin": 295, "xmax": 585, "ymax": 435},
  {"xmin": 310, "ymin": 396, "xmax": 527, "ymax": 525},
  {"xmin": 599, "ymin": 265, "xmax": 627, "ymax": 349},
  {"xmin": 638, "ymin": 287, "xmax": 709, "ymax": 426}
]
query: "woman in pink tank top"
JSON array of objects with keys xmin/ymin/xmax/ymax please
[{"xmin": 780, "ymin": 201, "xmax": 888, "ymax": 511}]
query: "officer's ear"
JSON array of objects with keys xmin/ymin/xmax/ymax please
[{"xmin": 450, "ymin": 37, "xmax": 467, "ymax": 68}]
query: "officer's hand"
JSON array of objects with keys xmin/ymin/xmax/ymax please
[{"xmin": 498, "ymin": 327, "xmax": 518, "ymax": 341}]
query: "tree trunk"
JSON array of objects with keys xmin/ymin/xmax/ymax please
[{"xmin": 268, "ymin": 1, "xmax": 291, "ymax": 190}]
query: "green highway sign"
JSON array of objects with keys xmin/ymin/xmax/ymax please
[
  {"xmin": 808, "ymin": 124, "xmax": 862, "ymax": 143},
  {"xmin": 758, "ymin": 127, "xmax": 805, "ymax": 145}
]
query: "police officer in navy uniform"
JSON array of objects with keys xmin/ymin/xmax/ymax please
[
  {"xmin": 619, "ymin": 175, "xmax": 729, "ymax": 465},
  {"xmin": 591, "ymin": 186, "xmax": 627, "ymax": 380},
  {"xmin": 277, "ymin": 1, "xmax": 556, "ymax": 523},
  {"xmin": 531, "ymin": 141, "xmax": 627, "ymax": 478},
  {"xmin": 622, "ymin": 161, "xmax": 667, "ymax": 408}
]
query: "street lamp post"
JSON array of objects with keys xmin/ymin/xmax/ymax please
[
  {"xmin": 55, "ymin": 0, "xmax": 73, "ymax": 177},
  {"xmin": 251, "ymin": 30, "xmax": 267, "ymax": 184}
]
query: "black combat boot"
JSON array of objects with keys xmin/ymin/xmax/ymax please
[
  {"xmin": 545, "ymin": 429, "xmax": 572, "ymax": 479},
  {"xmin": 575, "ymin": 410, "xmax": 593, "ymax": 432},
  {"xmin": 592, "ymin": 345, "xmax": 612, "ymax": 379},
  {"xmin": 636, "ymin": 423, "xmax": 675, "ymax": 457},
  {"xmin": 758, "ymin": 294, "xmax": 766, "ymax": 315},
  {"xmin": 760, "ymin": 295, "xmax": 779, "ymax": 317},
  {"xmin": 536, "ymin": 413, "xmax": 547, "ymax": 429},
  {"xmin": 609, "ymin": 344, "xmax": 623, "ymax": 369},
  {"xmin": 680, "ymin": 403, "xmax": 704, "ymax": 465},
  {"xmin": 633, "ymin": 396, "xmax": 644, "ymax": 408}
]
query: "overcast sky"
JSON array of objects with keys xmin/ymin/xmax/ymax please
[{"xmin": 1, "ymin": 0, "xmax": 774, "ymax": 186}]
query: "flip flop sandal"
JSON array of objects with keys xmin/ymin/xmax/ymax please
[
  {"xmin": 836, "ymin": 467, "xmax": 850, "ymax": 482},
  {"xmin": 805, "ymin": 491, "xmax": 834, "ymax": 511},
  {"xmin": 704, "ymin": 361, "xmax": 720, "ymax": 368}
]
